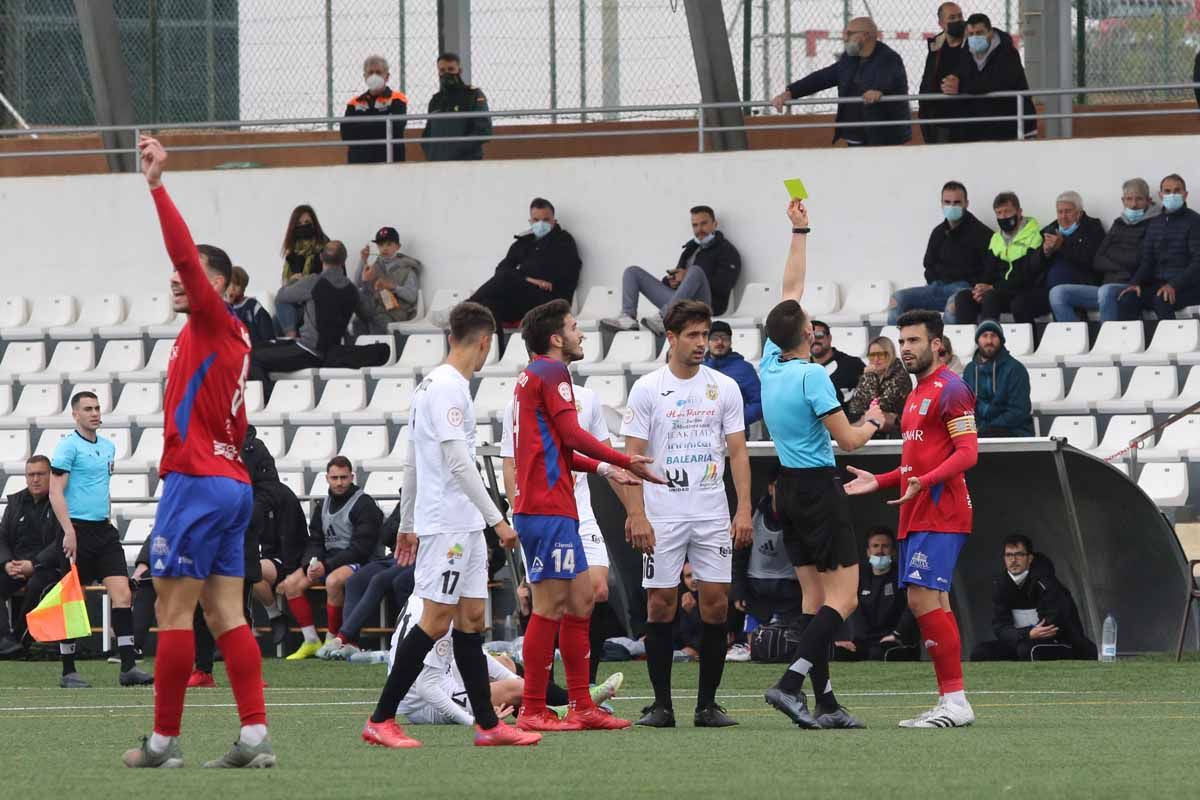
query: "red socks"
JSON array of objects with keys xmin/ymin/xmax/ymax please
[
  {"xmin": 153, "ymin": 629, "xmax": 194, "ymax": 737},
  {"xmin": 918, "ymin": 608, "xmax": 964, "ymax": 694},
  {"xmin": 217, "ymin": 625, "xmax": 267, "ymax": 727},
  {"xmin": 287, "ymin": 596, "xmax": 313, "ymax": 628},
  {"xmin": 326, "ymin": 604, "xmax": 342, "ymax": 637},
  {"xmin": 559, "ymin": 614, "xmax": 596, "ymax": 712},
  {"xmin": 521, "ymin": 613, "xmax": 558, "ymax": 715}
]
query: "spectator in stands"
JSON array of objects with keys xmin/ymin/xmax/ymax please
[
  {"xmin": 889, "ymin": 180, "xmax": 993, "ymax": 324},
  {"xmin": 354, "ymin": 226, "xmax": 423, "ymax": 334},
  {"xmin": 702, "ymin": 321, "xmax": 762, "ymax": 427},
  {"xmin": 951, "ymin": 191, "xmax": 1043, "ymax": 324},
  {"xmin": 601, "ymin": 206, "xmax": 742, "ymax": 334},
  {"xmin": 1117, "ymin": 174, "xmax": 1200, "ymax": 321},
  {"xmin": 1051, "ymin": 179, "xmax": 1158, "ymax": 322},
  {"xmin": 809, "ymin": 319, "xmax": 864, "ymax": 409},
  {"xmin": 0, "ymin": 456, "xmax": 61, "ymax": 655},
  {"xmin": 340, "ymin": 55, "xmax": 409, "ymax": 165},
  {"xmin": 963, "ymin": 321, "xmax": 1033, "ymax": 437},
  {"xmin": 970, "ymin": 535, "xmax": 1097, "ymax": 661},
  {"xmin": 944, "ymin": 13, "xmax": 1037, "ymax": 142},
  {"xmin": 442, "ymin": 197, "xmax": 580, "ymax": 328},
  {"xmin": 918, "ymin": 2, "xmax": 968, "ymax": 144},
  {"xmin": 227, "ymin": 267, "xmax": 275, "ymax": 345},
  {"xmin": 281, "ymin": 457, "xmax": 384, "ymax": 661},
  {"xmin": 276, "ymin": 205, "xmax": 330, "ymax": 338},
  {"xmin": 771, "ymin": 17, "xmax": 911, "ymax": 147},
  {"xmin": 846, "ymin": 336, "xmax": 911, "ymax": 435},
  {"xmin": 421, "ymin": 52, "xmax": 492, "ymax": 162},
  {"xmin": 731, "ymin": 469, "xmax": 803, "ymax": 631},
  {"xmin": 938, "ymin": 335, "xmax": 964, "ymax": 375},
  {"xmin": 833, "ymin": 527, "xmax": 918, "ymax": 661}
]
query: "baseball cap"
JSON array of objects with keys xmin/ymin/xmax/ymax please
[
  {"xmin": 709, "ymin": 320, "xmax": 733, "ymax": 338},
  {"xmin": 373, "ymin": 226, "xmax": 400, "ymax": 244}
]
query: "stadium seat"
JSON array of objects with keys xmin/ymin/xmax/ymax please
[
  {"xmin": 21, "ymin": 341, "xmax": 95, "ymax": 384},
  {"xmin": 576, "ymin": 286, "xmax": 620, "ymax": 331},
  {"xmin": 474, "ymin": 377, "xmax": 518, "ymax": 421},
  {"xmin": 1046, "ymin": 416, "xmax": 1098, "ymax": 450},
  {"xmin": 98, "ymin": 292, "xmax": 174, "ymax": 338},
  {"xmin": 577, "ymin": 331, "xmax": 656, "ymax": 376},
  {"xmin": 308, "ymin": 472, "xmax": 330, "ymax": 498},
  {"xmin": 118, "ymin": 338, "xmax": 174, "ymax": 382},
  {"xmin": 256, "ymin": 426, "xmax": 285, "ymax": 458},
  {"xmin": 106, "ymin": 382, "xmax": 164, "ymax": 427},
  {"xmin": 391, "ymin": 289, "xmax": 464, "ymax": 334},
  {"xmin": 480, "ymin": 334, "xmax": 532, "ymax": 376},
  {"xmin": 1123, "ymin": 320, "xmax": 1199, "ymax": 365},
  {"xmin": 1021, "ymin": 322, "xmax": 1089, "ymax": 367},
  {"xmin": 275, "ymin": 426, "xmax": 337, "ymax": 471},
  {"xmin": 476, "ymin": 423, "xmax": 497, "ymax": 446},
  {"xmin": 0, "ymin": 385, "xmax": 11, "ymax": 418},
  {"xmin": 144, "ymin": 316, "xmax": 185, "ymax": 338},
  {"xmin": 1065, "ymin": 321, "xmax": 1145, "ymax": 367},
  {"xmin": 0, "ymin": 342, "xmax": 46, "ymax": 381},
  {"xmin": 339, "ymin": 425, "xmax": 390, "ymax": 463},
  {"xmin": 733, "ymin": 328, "xmax": 763, "ymax": 361},
  {"xmin": 1028, "ymin": 368, "xmax": 1066, "ymax": 409},
  {"xmin": 1095, "ymin": 365, "xmax": 1179, "ymax": 414},
  {"xmin": 277, "ymin": 472, "xmax": 305, "ymax": 497},
  {"xmin": 29, "ymin": 429, "xmax": 72, "ymax": 462},
  {"xmin": 98, "ymin": 428, "xmax": 132, "ymax": 460},
  {"xmin": 2, "ymin": 295, "xmax": 78, "ymax": 340},
  {"xmin": 317, "ymin": 334, "xmax": 397, "ymax": 379},
  {"xmin": 116, "ymin": 427, "xmax": 164, "ymax": 473},
  {"xmin": 289, "ymin": 378, "xmax": 367, "ymax": 424},
  {"xmin": 69, "ymin": 340, "xmax": 145, "ymax": 382},
  {"xmin": 0, "ymin": 475, "xmax": 25, "ymax": 497},
  {"xmin": 248, "ymin": 379, "xmax": 315, "ymax": 425},
  {"xmin": 719, "ymin": 283, "xmax": 776, "ymax": 327},
  {"xmin": 110, "ymin": 474, "xmax": 149, "ymax": 516},
  {"xmin": 117, "ymin": 477, "xmax": 162, "ymax": 521},
  {"xmin": 364, "ymin": 427, "xmax": 408, "ymax": 471},
  {"xmin": 805, "ymin": 283, "xmax": 842, "ymax": 317},
  {"xmin": 1038, "ymin": 367, "xmax": 1120, "ymax": 414},
  {"xmin": 943, "ymin": 324, "xmax": 977, "ymax": 362},
  {"xmin": 341, "ymin": 378, "xmax": 415, "ymax": 425},
  {"xmin": 244, "ymin": 381, "xmax": 265, "ymax": 415},
  {"xmin": 1138, "ymin": 416, "xmax": 1200, "ymax": 462},
  {"xmin": 822, "ymin": 280, "xmax": 893, "ymax": 324},
  {"xmin": 629, "ymin": 339, "xmax": 669, "ymax": 376},
  {"xmin": 0, "ymin": 384, "xmax": 60, "ymax": 429},
  {"xmin": 1137, "ymin": 462, "xmax": 1189, "ymax": 507},
  {"xmin": 1001, "ymin": 323, "xmax": 1034, "ymax": 357},
  {"xmin": 364, "ymin": 471, "xmax": 404, "ymax": 513},
  {"xmin": 830, "ymin": 326, "xmax": 868, "ymax": 358},
  {"xmin": 877, "ymin": 325, "xmax": 899, "ymax": 347},
  {"xmin": 49, "ymin": 294, "xmax": 126, "ymax": 339},
  {"xmin": 370, "ymin": 334, "xmax": 447, "ymax": 378},
  {"xmin": 0, "ymin": 296, "xmax": 29, "ymax": 329},
  {"xmin": 1089, "ymin": 415, "xmax": 1153, "ymax": 460},
  {"xmin": 586, "ymin": 375, "xmax": 629, "ymax": 410},
  {"xmin": 122, "ymin": 518, "xmax": 154, "ymax": 545},
  {"xmin": 0, "ymin": 429, "xmax": 31, "ymax": 474},
  {"xmin": 34, "ymin": 383, "xmax": 113, "ymax": 429},
  {"xmin": 1152, "ymin": 367, "xmax": 1200, "ymax": 414}
]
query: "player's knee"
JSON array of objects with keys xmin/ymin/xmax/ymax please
[
  {"xmin": 592, "ymin": 579, "xmax": 609, "ymax": 604},
  {"xmin": 646, "ymin": 593, "xmax": 676, "ymax": 623},
  {"xmin": 106, "ymin": 581, "xmax": 132, "ymax": 607}
]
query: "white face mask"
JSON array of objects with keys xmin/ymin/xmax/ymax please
[
  {"xmin": 365, "ymin": 73, "xmax": 386, "ymax": 92},
  {"xmin": 1009, "ymin": 569, "xmax": 1030, "ymax": 586}
]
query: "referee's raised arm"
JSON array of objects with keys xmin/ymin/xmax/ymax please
[{"xmin": 782, "ymin": 200, "xmax": 810, "ymax": 303}]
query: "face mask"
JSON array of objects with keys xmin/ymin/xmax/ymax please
[
  {"xmin": 530, "ymin": 220, "xmax": 552, "ymax": 239},
  {"xmin": 869, "ymin": 555, "xmax": 892, "ymax": 571},
  {"xmin": 968, "ymin": 34, "xmax": 989, "ymax": 54},
  {"xmin": 845, "ymin": 39, "xmax": 862, "ymax": 58},
  {"xmin": 294, "ymin": 223, "xmax": 314, "ymax": 239},
  {"xmin": 943, "ymin": 205, "xmax": 964, "ymax": 223},
  {"xmin": 947, "ymin": 20, "xmax": 966, "ymax": 38},
  {"xmin": 365, "ymin": 73, "xmax": 385, "ymax": 92},
  {"xmin": 1059, "ymin": 221, "xmax": 1079, "ymax": 236},
  {"xmin": 1009, "ymin": 569, "xmax": 1030, "ymax": 586},
  {"xmin": 440, "ymin": 73, "xmax": 464, "ymax": 90},
  {"xmin": 1122, "ymin": 207, "xmax": 1146, "ymax": 223},
  {"xmin": 997, "ymin": 215, "xmax": 1019, "ymax": 233},
  {"xmin": 694, "ymin": 233, "xmax": 716, "ymax": 247},
  {"xmin": 1162, "ymin": 193, "xmax": 1185, "ymax": 212}
]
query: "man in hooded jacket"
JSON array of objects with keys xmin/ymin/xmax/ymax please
[{"xmin": 962, "ymin": 321, "xmax": 1032, "ymax": 438}]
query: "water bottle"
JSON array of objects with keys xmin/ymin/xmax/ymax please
[
  {"xmin": 1100, "ymin": 613, "xmax": 1118, "ymax": 663},
  {"xmin": 503, "ymin": 613, "xmax": 517, "ymax": 643}
]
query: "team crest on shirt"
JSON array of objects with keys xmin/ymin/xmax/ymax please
[
  {"xmin": 446, "ymin": 543, "xmax": 464, "ymax": 564},
  {"xmin": 447, "ymin": 406, "xmax": 464, "ymax": 427},
  {"xmin": 622, "ymin": 407, "xmax": 635, "ymax": 424},
  {"xmin": 434, "ymin": 640, "xmax": 452, "ymax": 658},
  {"xmin": 918, "ymin": 399, "xmax": 932, "ymax": 416},
  {"xmin": 705, "ymin": 383, "xmax": 719, "ymax": 401},
  {"xmin": 557, "ymin": 382, "xmax": 573, "ymax": 402}
]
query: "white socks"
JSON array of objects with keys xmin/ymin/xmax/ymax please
[
  {"xmin": 943, "ymin": 690, "xmax": 968, "ymax": 707},
  {"xmin": 239, "ymin": 724, "xmax": 268, "ymax": 746},
  {"xmin": 149, "ymin": 733, "xmax": 174, "ymax": 753},
  {"xmin": 301, "ymin": 625, "xmax": 319, "ymax": 643}
]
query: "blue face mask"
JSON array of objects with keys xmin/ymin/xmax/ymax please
[
  {"xmin": 968, "ymin": 34, "xmax": 989, "ymax": 53},
  {"xmin": 1059, "ymin": 221, "xmax": 1079, "ymax": 236},
  {"xmin": 869, "ymin": 555, "xmax": 892, "ymax": 571},
  {"xmin": 943, "ymin": 205, "xmax": 964, "ymax": 223},
  {"xmin": 1162, "ymin": 193, "xmax": 1185, "ymax": 213},
  {"xmin": 1122, "ymin": 207, "xmax": 1146, "ymax": 223},
  {"xmin": 694, "ymin": 232, "xmax": 716, "ymax": 247},
  {"xmin": 529, "ymin": 220, "xmax": 553, "ymax": 238}
]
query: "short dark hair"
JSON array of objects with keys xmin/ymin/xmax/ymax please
[
  {"xmin": 230, "ymin": 266, "xmax": 249, "ymax": 289},
  {"xmin": 197, "ymin": 244, "xmax": 233, "ymax": 286},
  {"xmin": 448, "ymin": 301, "xmax": 496, "ymax": 345},
  {"xmin": 530, "ymin": 197, "xmax": 555, "ymax": 215},
  {"xmin": 326, "ymin": 455, "xmax": 353, "ymax": 473},
  {"xmin": 26, "ymin": 454, "xmax": 50, "ymax": 469},
  {"xmin": 866, "ymin": 526, "xmax": 896, "ymax": 542},
  {"xmin": 993, "ymin": 191, "xmax": 1020, "ymax": 211},
  {"xmin": 811, "ymin": 319, "xmax": 830, "ymax": 336},
  {"xmin": 1161, "ymin": 173, "xmax": 1187, "ymax": 191},
  {"xmin": 965, "ymin": 12, "xmax": 991, "ymax": 29},
  {"xmin": 689, "ymin": 205, "xmax": 715, "ymax": 219},
  {"xmin": 520, "ymin": 299, "xmax": 572, "ymax": 356},
  {"xmin": 1003, "ymin": 534, "xmax": 1033, "ymax": 554},
  {"xmin": 764, "ymin": 299, "xmax": 809, "ymax": 352},
  {"xmin": 897, "ymin": 309, "xmax": 945, "ymax": 341},
  {"xmin": 437, "ymin": 51, "xmax": 461, "ymax": 64},
  {"xmin": 942, "ymin": 180, "xmax": 968, "ymax": 202},
  {"xmin": 70, "ymin": 390, "xmax": 99, "ymax": 410},
  {"xmin": 663, "ymin": 299, "xmax": 712, "ymax": 335}
]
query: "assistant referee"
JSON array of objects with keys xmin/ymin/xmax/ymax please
[{"xmin": 758, "ymin": 200, "xmax": 884, "ymax": 730}]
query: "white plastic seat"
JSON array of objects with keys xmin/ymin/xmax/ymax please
[
  {"xmin": 275, "ymin": 426, "xmax": 337, "ymax": 471},
  {"xmin": 98, "ymin": 428, "xmax": 132, "ymax": 460},
  {"xmin": 116, "ymin": 428, "xmax": 164, "ymax": 473},
  {"xmin": 628, "ymin": 340, "xmax": 669, "ymax": 376},
  {"xmin": 244, "ymin": 381, "xmax": 265, "ymax": 415},
  {"xmin": 877, "ymin": 326, "xmax": 899, "ymax": 347},
  {"xmin": 118, "ymin": 338, "xmax": 174, "ymax": 382},
  {"xmin": 307, "ymin": 473, "xmax": 330, "ymax": 498},
  {"xmin": 1029, "ymin": 367, "xmax": 1065, "ymax": 409},
  {"xmin": 1152, "ymin": 367, "xmax": 1200, "ymax": 414},
  {"xmin": 70, "ymin": 340, "xmax": 145, "ymax": 382},
  {"xmin": 289, "ymin": 378, "xmax": 367, "ymax": 424},
  {"xmin": 363, "ymin": 471, "xmax": 405, "ymax": 514},
  {"xmin": 277, "ymin": 472, "xmax": 305, "ymax": 497},
  {"xmin": 1046, "ymin": 415, "xmax": 1098, "ymax": 450},
  {"xmin": 943, "ymin": 324, "xmax": 977, "ymax": 363},
  {"xmin": 371, "ymin": 334, "xmax": 447, "ymax": 378},
  {"xmin": 34, "ymin": 383, "xmax": 113, "ymax": 429},
  {"xmin": 1, "ymin": 475, "xmax": 25, "ymax": 496},
  {"xmin": 1123, "ymin": 320, "xmax": 1199, "ymax": 365},
  {"xmin": 0, "ymin": 342, "xmax": 46, "ymax": 381},
  {"xmin": 804, "ymin": 283, "xmax": 841, "ymax": 317},
  {"xmin": 586, "ymin": 375, "xmax": 629, "ymax": 409},
  {"xmin": 480, "ymin": 335, "xmax": 531, "ymax": 377},
  {"xmin": 256, "ymin": 426, "xmax": 285, "ymax": 458},
  {"xmin": 823, "ymin": 280, "xmax": 893, "ymax": 324},
  {"xmin": 110, "ymin": 473, "xmax": 149, "ymax": 516},
  {"xmin": 317, "ymin": 334, "xmax": 398, "ymax": 379},
  {"xmin": 474, "ymin": 377, "xmax": 518, "ymax": 421},
  {"xmin": 1064, "ymin": 321, "xmax": 1145, "ymax": 367},
  {"xmin": 248, "ymin": 379, "xmax": 315, "ymax": 425},
  {"xmin": 340, "ymin": 378, "xmax": 415, "ymax": 424},
  {"xmin": 1020, "ymin": 322, "xmax": 1089, "ymax": 367},
  {"xmin": 1088, "ymin": 415, "xmax": 1154, "ymax": 460},
  {"xmin": 0, "ymin": 384, "xmax": 61, "ymax": 429},
  {"xmin": 475, "ymin": 423, "xmax": 497, "ymax": 446},
  {"xmin": 1137, "ymin": 462, "xmax": 1189, "ymax": 507},
  {"xmin": 0, "ymin": 429, "xmax": 31, "ymax": 473},
  {"xmin": 718, "ymin": 283, "xmax": 777, "ymax": 327},
  {"xmin": 122, "ymin": 518, "xmax": 155, "ymax": 545},
  {"xmin": 98, "ymin": 292, "xmax": 174, "ymax": 338},
  {"xmin": 49, "ymin": 294, "xmax": 126, "ymax": 339},
  {"xmin": 577, "ymin": 331, "xmax": 656, "ymax": 376},
  {"xmin": 0, "ymin": 385, "xmax": 10, "ymax": 418},
  {"xmin": 0, "ymin": 297, "xmax": 29, "ymax": 329},
  {"xmin": 106, "ymin": 382, "xmax": 164, "ymax": 427},
  {"xmin": 1095, "ymin": 365, "xmax": 1178, "ymax": 414},
  {"xmin": 3, "ymin": 295, "xmax": 78, "ymax": 340},
  {"xmin": 830, "ymin": 326, "xmax": 868, "ymax": 358},
  {"xmin": 363, "ymin": 427, "xmax": 409, "ymax": 471},
  {"xmin": 1038, "ymin": 367, "xmax": 1120, "ymax": 414},
  {"xmin": 391, "ymin": 289, "xmax": 465, "ymax": 334},
  {"xmin": 732, "ymin": 328, "xmax": 763, "ymax": 361},
  {"xmin": 1001, "ymin": 323, "xmax": 1034, "ymax": 357},
  {"xmin": 576, "ymin": 286, "xmax": 620, "ymax": 331},
  {"xmin": 144, "ymin": 316, "xmax": 185, "ymax": 338},
  {"xmin": 21, "ymin": 341, "xmax": 95, "ymax": 384},
  {"xmin": 1139, "ymin": 416, "xmax": 1200, "ymax": 462},
  {"xmin": 339, "ymin": 425, "xmax": 390, "ymax": 464}
]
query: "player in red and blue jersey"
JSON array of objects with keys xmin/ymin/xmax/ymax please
[
  {"xmin": 511, "ymin": 299, "xmax": 660, "ymax": 732},
  {"xmin": 123, "ymin": 137, "xmax": 274, "ymax": 769},
  {"xmin": 846, "ymin": 309, "xmax": 979, "ymax": 729}
]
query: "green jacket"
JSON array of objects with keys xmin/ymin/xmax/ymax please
[{"xmin": 983, "ymin": 217, "xmax": 1043, "ymax": 291}]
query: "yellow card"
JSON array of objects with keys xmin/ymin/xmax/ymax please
[{"xmin": 784, "ymin": 179, "xmax": 809, "ymax": 200}]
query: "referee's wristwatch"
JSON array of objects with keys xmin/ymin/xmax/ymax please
[{"xmin": 792, "ymin": 227, "xmax": 810, "ymax": 235}]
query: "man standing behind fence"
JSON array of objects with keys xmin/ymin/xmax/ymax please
[
  {"xmin": 341, "ymin": 55, "xmax": 409, "ymax": 164},
  {"xmin": 421, "ymin": 52, "xmax": 492, "ymax": 162}
]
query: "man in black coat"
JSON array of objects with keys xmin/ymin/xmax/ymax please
[
  {"xmin": 946, "ymin": 14, "xmax": 1037, "ymax": 142},
  {"xmin": 918, "ymin": 2, "xmax": 969, "ymax": 144},
  {"xmin": 1117, "ymin": 173, "xmax": 1200, "ymax": 321},
  {"xmin": 809, "ymin": 320, "xmax": 864, "ymax": 410},
  {"xmin": 970, "ymin": 535, "xmax": 1097, "ymax": 661},
  {"xmin": 1010, "ymin": 190, "xmax": 1108, "ymax": 322},
  {"xmin": 833, "ymin": 528, "xmax": 918, "ymax": 662},
  {"xmin": 340, "ymin": 55, "xmax": 408, "ymax": 164},
  {"xmin": 421, "ymin": 52, "xmax": 492, "ymax": 162},
  {"xmin": 772, "ymin": 17, "xmax": 911, "ymax": 147},
  {"xmin": 0, "ymin": 456, "xmax": 62, "ymax": 654}
]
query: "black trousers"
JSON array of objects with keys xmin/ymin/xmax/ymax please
[
  {"xmin": 833, "ymin": 638, "xmax": 920, "ymax": 662},
  {"xmin": 952, "ymin": 288, "xmax": 1052, "ymax": 324},
  {"xmin": 468, "ymin": 272, "xmax": 555, "ymax": 327},
  {"xmin": 249, "ymin": 341, "xmax": 324, "ymax": 399},
  {"xmin": 971, "ymin": 635, "xmax": 1097, "ymax": 662},
  {"xmin": 0, "ymin": 568, "xmax": 59, "ymax": 641}
]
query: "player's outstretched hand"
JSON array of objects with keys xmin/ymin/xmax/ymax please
[
  {"xmin": 627, "ymin": 455, "xmax": 666, "ymax": 485},
  {"xmin": 843, "ymin": 465, "xmax": 879, "ymax": 496},
  {"xmin": 888, "ymin": 477, "xmax": 923, "ymax": 506},
  {"xmin": 138, "ymin": 135, "xmax": 166, "ymax": 188},
  {"xmin": 395, "ymin": 532, "xmax": 419, "ymax": 566},
  {"xmin": 494, "ymin": 520, "xmax": 519, "ymax": 550},
  {"xmin": 731, "ymin": 508, "xmax": 753, "ymax": 549},
  {"xmin": 605, "ymin": 467, "xmax": 641, "ymax": 487},
  {"xmin": 627, "ymin": 513, "xmax": 656, "ymax": 554},
  {"xmin": 786, "ymin": 199, "xmax": 809, "ymax": 228}
]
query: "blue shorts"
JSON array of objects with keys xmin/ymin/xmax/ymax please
[
  {"xmin": 898, "ymin": 531, "xmax": 968, "ymax": 592},
  {"xmin": 514, "ymin": 514, "xmax": 589, "ymax": 584},
  {"xmin": 151, "ymin": 474, "xmax": 253, "ymax": 580}
]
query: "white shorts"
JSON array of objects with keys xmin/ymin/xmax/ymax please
[
  {"xmin": 400, "ymin": 692, "xmax": 468, "ymax": 725},
  {"xmin": 578, "ymin": 518, "xmax": 610, "ymax": 570},
  {"xmin": 642, "ymin": 517, "xmax": 732, "ymax": 589},
  {"xmin": 415, "ymin": 531, "xmax": 489, "ymax": 604}
]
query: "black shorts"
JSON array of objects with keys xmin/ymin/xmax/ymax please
[
  {"xmin": 72, "ymin": 519, "xmax": 129, "ymax": 585},
  {"xmin": 775, "ymin": 468, "xmax": 858, "ymax": 572}
]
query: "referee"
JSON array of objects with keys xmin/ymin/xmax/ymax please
[
  {"xmin": 49, "ymin": 391, "xmax": 153, "ymax": 688},
  {"xmin": 758, "ymin": 201, "xmax": 884, "ymax": 729}
]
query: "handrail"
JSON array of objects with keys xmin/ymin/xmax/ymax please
[{"xmin": 1107, "ymin": 399, "xmax": 1200, "ymax": 467}]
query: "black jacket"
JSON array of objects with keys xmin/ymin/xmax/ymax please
[
  {"xmin": 990, "ymin": 552, "xmax": 1089, "ymax": 648},
  {"xmin": 1027, "ymin": 214, "xmax": 1108, "ymax": 289},
  {"xmin": 1092, "ymin": 206, "xmax": 1161, "ymax": 284},
  {"xmin": 847, "ymin": 563, "xmax": 918, "ymax": 644},
  {"xmin": 1132, "ymin": 205, "xmax": 1200, "ymax": 291},
  {"xmin": 340, "ymin": 88, "xmax": 408, "ymax": 164},
  {"xmin": 421, "ymin": 82, "xmax": 492, "ymax": 161},
  {"xmin": 954, "ymin": 29, "xmax": 1037, "ymax": 142},
  {"xmin": 814, "ymin": 348, "xmax": 866, "ymax": 409},
  {"xmin": 918, "ymin": 33, "xmax": 969, "ymax": 137},
  {"xmin": 923, "ymin": 210, "xmax": 994, "ymax": 284},
  {"xmin": 495, "ymin": 225, "xmax": 582, "ymax": 305},
  {"xmin": 305, "ymin": 487, "xmax": 385, "ymax": 571},
  {"xmin": 787, "ymin": 41, "xmax": 911, "ymax": 146},
  {"xmin": 0, "ymin": 490, "xmax": 60, "ymax": 568},
  {"xmin": 670, "ymin": 232, "xmax": 742, "ymax": 316},
  {"xmin": 232, "ymin": 298, "xmax": 275, "ymax": 346}
]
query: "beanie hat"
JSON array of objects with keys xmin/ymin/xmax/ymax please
[
  {"xmin": 709, "ymin": 320, "xmax": 733, "ymax": 337},
  {"xmin": 974, "ymin": 320, "xmax": 1005, "ymax": 345}
]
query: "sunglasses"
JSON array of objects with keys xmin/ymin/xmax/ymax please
[{"xmin": 867, "ymin": 351, "xmax": 889, "ymax": 359}]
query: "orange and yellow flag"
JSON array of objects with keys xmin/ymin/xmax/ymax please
[{"xmin": 25, "ymin": 565, "xmax": 91, "ymax": 642}]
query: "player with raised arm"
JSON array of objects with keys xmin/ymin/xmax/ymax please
[
  {"xmin": 760, "ymin": 200, "xmax": 885, "ymax": 730},
  {"xmin": 123, "ymin": 137, "xmax": 272, "ymax": 769},
  {"xmin": 621, "ymin": 299, "xmax": 754, "ymax": 729},
  {"xmin": 363, "ymin": 302, "xmax": 539, "ymax": 749},
  {"xmin": 508, "ymin": 299, "xmax": 658, "ymax": 732},
  {"xmin": 844, "ymin": 308, "xmax": 979, "ymax": 728}
]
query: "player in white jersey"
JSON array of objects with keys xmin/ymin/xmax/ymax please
[
  {"xmin": 620, "ymin": 300, "xmax": 754, "ymax": 729},
  {"xmin": 361, "ymin": 302, "xmax": 540, "ymax": 749}
]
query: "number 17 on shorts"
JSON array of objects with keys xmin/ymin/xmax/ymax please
[{"xmin": 415, "ymin": 531, "xmax": 489, "ymax": 604}]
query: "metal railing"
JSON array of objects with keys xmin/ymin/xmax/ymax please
[{"xmin": 2, "ymin": 82, "xmax": 1198, "ymax": 162}]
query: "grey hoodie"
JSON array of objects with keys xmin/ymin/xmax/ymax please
[{"xmin": 356, "ymin": 252, "xmax": 422, "ymax": 326}]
